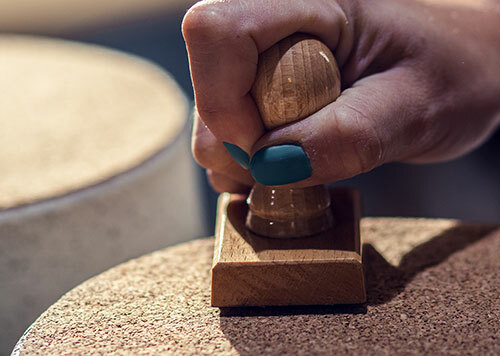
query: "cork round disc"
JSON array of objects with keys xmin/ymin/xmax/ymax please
[
  {"xmin": 14, "ymin": 218, "xmax": 500, "ymax": 355},
  {"xmin": 0, "ymin": 35, "xmax": 187, "ymax": 210}
]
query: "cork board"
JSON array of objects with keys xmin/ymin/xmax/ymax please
[
  {"xmin": 14, "ymin": 218, "xmax": 500, "ymax": 355},
  {"xmin": 0, "ymin": 35, "xmax": 187, "ymax": 209}
]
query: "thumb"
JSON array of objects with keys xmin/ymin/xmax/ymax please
[{"xmin": 249, "ymin": 65, "xmax": 434, "ymax": 187}]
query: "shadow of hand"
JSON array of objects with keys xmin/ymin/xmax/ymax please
[
  {"xmin": 219, "ymin": 222, "xmax": 497, "ymax": 355},
  {"xmin": 365, "ymin": 223, "xmax": 497, "ymax": 305}
]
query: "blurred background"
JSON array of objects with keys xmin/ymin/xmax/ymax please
[{"xmin": 0, "ymin": 0, "xmax": 499, "ymax": 354}]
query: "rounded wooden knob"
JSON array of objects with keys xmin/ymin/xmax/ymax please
[
  {"xmin": 246, "ymin": 33, "xmax": 341, "ymax": 238},
  {"xmin": 251, "ymin": 33, "xmax": 341, "ymax": 130}
]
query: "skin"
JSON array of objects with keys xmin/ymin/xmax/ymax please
[{"xmin": 182, "ymin": 0, "xmax": 500, "ymax": 193}]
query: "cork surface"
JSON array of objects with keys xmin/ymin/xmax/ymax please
[
  {"xmin": 16, "ymin": 218, "xmax": 500, "ymax": 355},
  {"xmin": 0, "ymin": 35, "xmax": 187, "ymax": 209}
]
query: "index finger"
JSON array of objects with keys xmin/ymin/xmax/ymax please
[{"xmin": 182, "ymin": 0, "xmax": 353, "ymax": 153}]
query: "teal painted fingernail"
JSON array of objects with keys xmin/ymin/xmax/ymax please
[
  {"xmin": 223, "ymin": 142, "xmax": 250, "ymax": 169},
  {"xmin": 250, "ymin": 144, "xmax": 311, "ymax": 186}
]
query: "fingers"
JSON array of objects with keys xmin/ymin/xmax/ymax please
[
  {"xmin": 207, "ymin": 170, "xmax": 251, "ymax": 194},
  {"xmin": 182, "ymin": 0, "xmax": 354, "ymax": 154},
  {"xmin": 249, "ymin": 64, "xmax": 435, "ymax": 187},
  {"xmin": 192, "ymin": 110, "xmax": 255, "ymax": 190}
]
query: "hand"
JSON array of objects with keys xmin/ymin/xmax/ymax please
[{"xmin": 182, "ymin": 0, "xmax": 500, "ymax": 192}]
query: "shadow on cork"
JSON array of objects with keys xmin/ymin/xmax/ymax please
[{"xmin": 219, "ymin": 223, "xmax": 498, "ymax": 355}]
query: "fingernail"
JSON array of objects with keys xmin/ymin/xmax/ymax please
[
  {"xmin": 250, "ymin": 144, "xmax": 311, "ymax": 186},
  {"xmin": 223, "ymin": 142, "xmax": 250, "ymax": 169}
]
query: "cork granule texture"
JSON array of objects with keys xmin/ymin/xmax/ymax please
[
  {"xmin": 0, "ymin": 35, "xmax": 187, "ymax": 210},
  {"xmin": 16, "ymin": 218, "xmax": 500, "ymax": 355}
]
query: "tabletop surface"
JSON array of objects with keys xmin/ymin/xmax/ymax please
[{"xmin": 14, "ymin": 218, "xmax": 500, "ymax": 355}]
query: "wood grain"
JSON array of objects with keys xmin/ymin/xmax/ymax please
[
  {"xmin": 246, "ymin": 183, "xmax": 334, "ymax": 238},
  {"xmin": 212, "ymin": 188, "xmax": 366, "ymax": 307},
  {"xmin": 251, "ymin": 33, "xmax": 341, "ymax": 130},
  {"xmin": 246, "ymin": 33, "xmax": 342, "ymax": 238}
]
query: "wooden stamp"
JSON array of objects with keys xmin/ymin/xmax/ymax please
[
  {"xmin": 211, "ymin": 34, "xmax": 366, "ymax": 307},
  {"xmin": 212, "ymin": 188, "xmax": 365, "ymax": 306}
]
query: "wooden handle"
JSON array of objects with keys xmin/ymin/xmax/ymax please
[
  {"xmin": 246, "ymin": 33, "xmax": 341, "ymax": 238},
  {"xmin": 251, "ymin": 33, "xmax": 341, "ymax": 129}
]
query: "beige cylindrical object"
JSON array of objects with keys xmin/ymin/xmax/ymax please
[
  {"xmin": 0, "ymin": 35, "xmax": 203, "ymax": 353},
  {"xmin": 0, "ymin": 0, "xmax": 197, "ymax": 34}
]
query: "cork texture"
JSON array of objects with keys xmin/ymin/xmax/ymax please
[
  {"xmin": 0, "ymin": 35, "xmax": 187, "ymax": 209},
  {"xmin": 15, "ymin": 218, "xmax": 500, "ymax": 355}
]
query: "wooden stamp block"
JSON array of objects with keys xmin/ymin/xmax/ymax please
[{"xmin": 211, "ymin": 188, "xmax": 366, "ymax": 307}]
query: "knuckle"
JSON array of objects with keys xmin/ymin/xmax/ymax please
[
  {"xmin": 192, "ymin": 134, "xmax": 234, "ymax": 172},
  {"xmin": 191, "ymin": 113, "xmax": 216, "ymax": 169},
  {"xmin": 354, "ymin": 127, "xmax": 384, "ymax": 173},
  {"xmin": 206, "ymin": 170, "xmax": 225, "ymax": 193},
  {"xmin": 182, "ymin": 1, "xmax": 240, "ymax": 45},
  {"xmin": 191, "ymin": 135, "xmax": 215, "ymax": 169},
  {"xmin": 334, "ymin": 105, "xmax": 385, "ymax": 175},
  {"xmin": 191, "ymin": 140, "xmax": 208, "ymax": 168},
  {"xmin": 207, "ymin": 170, "xmax": 251, "ymax": 194},
  {"xmin": 194, "ymin": 100, "xmax": 220, "ymax": 124}
]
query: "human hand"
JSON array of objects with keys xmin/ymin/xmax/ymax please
[{"xmin": 182, "ymin": 0, "xmax": 500, "ymax": 193}]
